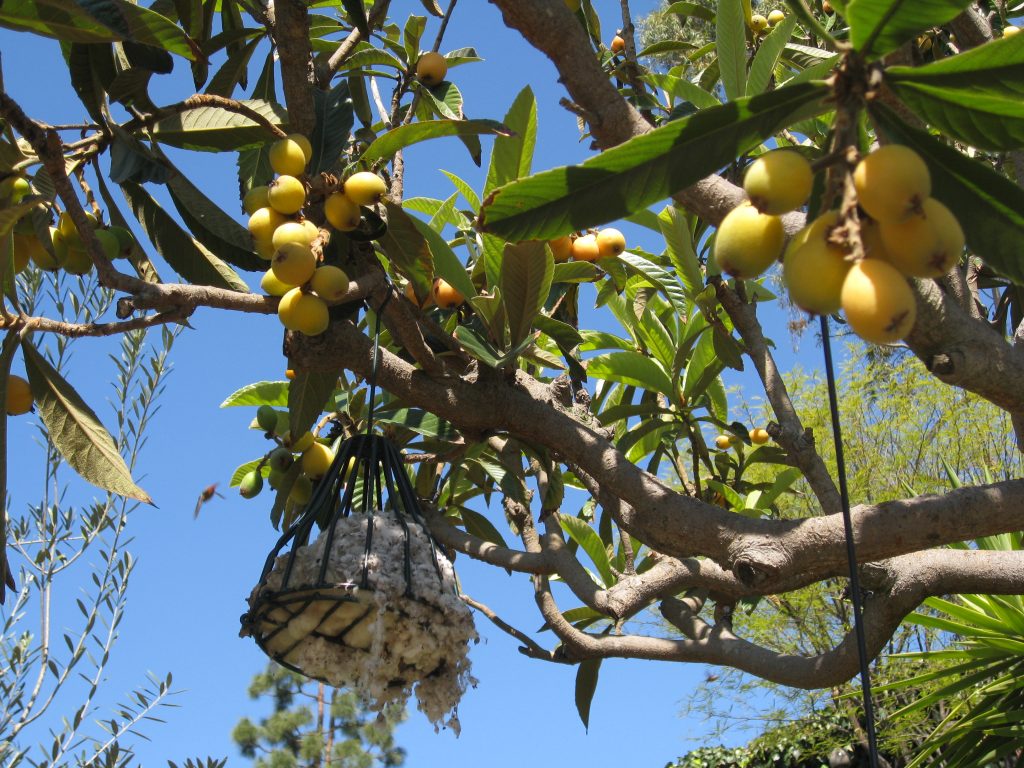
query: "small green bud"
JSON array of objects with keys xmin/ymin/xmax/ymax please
[{"xmin": 290, "ymin": 474, "xmax": 313, "ymax": 504}]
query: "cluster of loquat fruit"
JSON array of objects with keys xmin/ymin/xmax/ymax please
[
  {"xmin": 237, "ymin": 404, "xmax": 339, "ymax": 504},
  {"xmin": 1, "ymin": 175, "xmax": 135, "ymax": 277},
  {"xmin": 245, "ymin": 134, "xmax": 388, "ymax": 337},
  {"xmin": 715, "ymin": 427, "xmax": 771, "ymax": 450},
  {"xmin": 547, "ymin": 228, "xmax": 627, "ymax": 264},
  {"xmin": 749, "ymin": 9, "xmax": 788, "ymax": 34},
  {"xmin": 714, "ymin": 144, "xmax": 963, "ymax": 345}
]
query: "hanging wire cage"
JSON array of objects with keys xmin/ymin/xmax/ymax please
[{"xmin": 240, "ymin": 432, "xmax": 477, "ymax": 731}]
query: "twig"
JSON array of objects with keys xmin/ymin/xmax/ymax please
[{"xmin": 460, "ymin": 593, "xmax": 566, "ymax": 662}]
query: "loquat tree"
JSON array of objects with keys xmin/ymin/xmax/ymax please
[{"xmin": 0, "ymin": 0, "xmax": 1023, "ymax": 763}]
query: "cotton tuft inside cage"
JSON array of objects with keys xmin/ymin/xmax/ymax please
[{"xmin": 240, "ymin": 433, "xmax": 477, "ymax": 732}]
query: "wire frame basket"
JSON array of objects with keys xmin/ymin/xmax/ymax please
[{"xmin": 240, "ymin": 432, "xmax": 477, "ymax": 729}]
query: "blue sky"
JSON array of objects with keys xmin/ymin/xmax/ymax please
[{"xmin": 0, "ymin": 1, "xmax": 824, "ymax": 765}]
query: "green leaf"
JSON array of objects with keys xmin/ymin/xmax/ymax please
[
  {"xmin": 574, "ymin": 659, "xmax": 602, "ymax": 732},
  {"xmin": 230, "ymin": 458, "xmax": 264, "ymax": 487},
  {"xmin": 553, "ymin": 261, "xmax": 602, "ymax": 284},
  {"xmin": 885, "ymin": 36, "xmax": 1024, "ymax": 150},
  {"xmin": 66, "ymin": 42, "xmax": 115, "ymax": 126},
  {"xmin": 747, "ymin": 13, "xmax": 798, "ymax": 96},
  {"xmin": 534, "ymin": 315, "xmax": 583, "ymax": 348},
  {"xmin": 378, "ymin": 202, "xmax": 433, "ymax": 300},
  {"xmin": 587, "ymin": 351, "xmax": 674, "ymax": 397},
  {"xmin": 665, "ymin": 2, "xmax": 715, "ymax": 21},
  {"xmin": 459, "ymin": 507, "xmax": 510, "ymax": 551},
  {"xmin": 560, "ymin": 515, "xmax": 614, "ymax": 587},
  {"xmin": 643, "ymin": 73, "xmax": 720, "ymax": 110},
  {"xmin": 151, "ymin": 98, "xmax": 287, "ymax": 152},
  {"xmin": 478, "ymin": 82, "xmax": 828, "ymax": 242},
  {"xmin": 440, "ymin": 169, "xmax": 481, "ymax": 211},
  {"xmin": 484, "ymin": 86, "xmax": 536, "ymax": 197},
  {"xmin": 0, "ymin": 0, "xmax": 199, "ymax": 59},
  {"xmin": 237, "ymin": 52, "xmax": 276, "ymax": 193},
  {"xmin": 204, "ymin": 34, "xmax": 259, "ymax": 97},
  {"xmin": 716, "ymin": 0, "xmax": 746, "ymax": 101},
  {"xmin": 847, "ymin": 0, "xmax": 972, "ymax": 57},
  {"xmin": 618, "ymin": 251, "xmax": 689, "ymax": 318},
  {"xmin": 220, "ymin": 381, "xmax": 289, "ymax": 407},
  {"xmin": 166, "ymin": 170, "xmax": 265, "ymax": 272},
  {"xmin": 658, "ymin": 205, "xmax": 703, "ymax": 296},
  {"xmin": 23, "ymin": 341, "xmax": 150, "ymax": 503},
  {"xmin": 376, "ymin": 408, "xmax": 458, "ymax": 440},
  {"xmin": 683, "ymin": 327, "xmax": 725, "ymax": 399},
  {"xmin": 309, "ymin": 80, "xmax": 353, "ymax": 174},
  {"xmin": 341, "ymin": 0, "xmax": 369, "ymax": 36},
  {"xmin": 872, "ymin": 103, "xmax": 1024, "ymax": 285},
  {"xmin": 120, "ymin": 180, "xmax": 250, "ymax": 291},
  {"xmin": 407, "ymin": 212, "xmax": 476, "ymax": 302},
  {"xmin": 360, "ymin": 119, "xmax": 510, "ymax": 166},
  {"xmin": 499, "ymin": 241, "xmax": 553, "ymax": 347},
  {"xmin": 454, "ymin": 326, "xmax": 502, "ymax": 367},
  {"xmin": 287, "ymin": 370, "xmax": 337, "ymax": 438}
]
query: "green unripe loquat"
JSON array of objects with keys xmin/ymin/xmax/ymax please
[
  {"xmin": 256, "ymin": 405, "xmax": 280, "ymax": 433},
  {"xmin": 94, "ymin": 229, "xmax": 121, "ymax": 261},
  {"xmin": 290, "ymin": 474, "xmax": 313, "ymax": 504},
  {"xmin": 63, "ymin": 246, "xmax": 93, "ymax": 275},
  {"xmin": 0, "ymin": 176, "xmax": 30, "ymax": 204},
  {"xmin": 743, "ymin": 150, "xmax": 813, "ymax": 215},
  {"xmin": 239, "ymin": 470, "xmax": 264, "ymax": 499},
  {"xmin": 269, "ymin": 445, "xmax": 294, "ymax": 472},
  {"xmin": 108, "ymin": 225, "xmax": 135, "ymax": 257}
]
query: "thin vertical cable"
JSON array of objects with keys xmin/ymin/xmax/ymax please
[
  {"xmin": 365, "ymin": 292, "xmax": 391, "ymax": 437},
  {"xmin": 820, "ymin": 314, "xmax": 880, "ymax": 768}
]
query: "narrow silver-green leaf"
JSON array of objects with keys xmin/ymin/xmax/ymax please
[{"xmin": 23, "ymin": 341, "xmax": 151, "ymax": 503}]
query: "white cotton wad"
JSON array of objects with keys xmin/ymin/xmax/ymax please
[{"xmin": 244, "ymin": 510, "xmax": 478, "ymax": 733}]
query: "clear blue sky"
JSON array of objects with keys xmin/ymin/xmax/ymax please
[{"xmin": 0, "ymin": 2, "xmax": 822, "ymax": 765}]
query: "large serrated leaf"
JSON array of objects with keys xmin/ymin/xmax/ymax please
[
  {"xmin": 220, "ymin": 380, "xmax": 289, "ymax": 407},
  {"xmin": 478, "ymin": 81, "xmax": 828, "ymax": 242},
  {"xmin": 586, "ymin": 351, "xmax": 674, "ymax": 397},
  {"xmin": 379, "ymin": 203, "xmax": 433, "ymax": 301},
  {"xmin": 151, "ymin": 98, "xmax": 287, "ymax": 152},
  {"xmin": 0, "ymin": 0, "xmax": 199, "ymax": 59},
  {"xmin": 360, "ymin": 119, "xmax": 510, "ymax": 165},
  {"xmin": 287, "ymin": 370, "xmax": 337, "ymax": 438},
  {"xmin": 237, "ymin": 51, "xmax": 277, "ymax": 193},
  {"xmin": 499, "ymin": 241, "xmax": 553, "ymax": 347},
  {"xmin": 120, "ymin": 180, "xmax": 250, "ymax": 290},
  {"xmin": 574, "ymin": 659, "xmax": 602, "ymax": 732},
  {"xmin": 658, "ymin": 205, "xmax": 703, "ymax": 296},
  {"xmin": 617, "ymin": 251, "xmax": 689, "ymax": 319},
  {"xmin": 66, "ymin": 42, "xmax": 115, "ymax": 126},
  {"xmin": 847, "ymin": 0, "xmax": 972, "ymax": 57},
  {"xmin": 309, "ymin": 81, "xmax": 353, "ymax": 174},
  {"xmin": 716, "ymin": 0, "xmax": 746, "ymax": 101},
  {"xmin": 872, "ymin": 104, "xmax": 1024, "ymax": 285},
  {"xmin": 419, "ymin": 81, "xmax": 463, "ymax": 121},
  {"xmin": 885, "ymin": 35, "xmax": 1024, "ymax": 151},
  {"xmin": 166, "ymin": 171, "xmax": 264, "ymax": 272},
  {"xmin": 23, "ymin": 341, "xmax": 151, "ymax": 503},
  {"xmin": 204, "ymin": 33, "xmax": 259, "ymax": 97},
  {"xmin": 484, "ymin": 86, "xmax": 537, "ymax": 197}
]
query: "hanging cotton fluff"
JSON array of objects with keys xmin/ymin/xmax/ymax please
[{"xmin": 242, "ymin": 506, "xmax": 477, "ymax": 732}]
